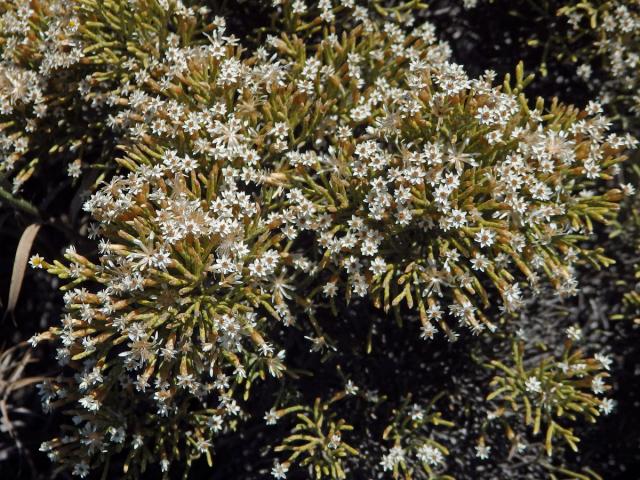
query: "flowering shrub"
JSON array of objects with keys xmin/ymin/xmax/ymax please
[
  {"xmin": 287, "ymin": 64, "xmax": 630, "ymax": 338},
  {"xmin": 0, "ymin": 0, "xmax": 83, "ymax": 198},
  {"xmin": 378, "ymin": 393, "xmax": 453, "ymax": 479},
  {"xmin": 0, "ymin": 0, "xmax": 639, "ymax": 479},
  {"xmin": 0, "ymin": 0, "xmax": 211, "ymax": 207},
  {"xmin": 274, "ymin": 395, "xmax": 359, "ymax": 479},
  {"xmin": 487, "ymin": 339, "xmax": 612, "ymax": 456},
  {"xmin": 559, "ymin": 1, "xmax": 640, "ymax": 128}
]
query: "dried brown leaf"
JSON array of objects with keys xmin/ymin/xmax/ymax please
[{"xmin": 4, "ymin": 224, "xmax": 41, "ymax": 318}]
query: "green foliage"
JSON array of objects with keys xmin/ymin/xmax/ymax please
[
  {"xmin": 380, "ymin": 393, "xmax": 453, "ymax": 480},
  {"xmin": 487, "ymin": 339, "xmax": 611, "ymax": 457},
  {"xmin": 275, "ymin": 395, "xmax": 359, "ymax": 479},
  {"xmin": 0, "ymin": 1, "xmax": 637, "ymax": 479}
]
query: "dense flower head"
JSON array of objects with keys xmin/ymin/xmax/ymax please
[
  {"xmin": 0, "ymin": 0, "xmax": 212, "ymax": 199},
  {"xmin": 559, "ymin": 1, "xmax": 640, "ymax": 126},
  {"xmin": 0, "ymin": 0, "xmax": 82, "ymax": 191},
  {"xmin": 34, "ymin": 17, "xmax": 299, "ymax": 473},
  {"xmin": 284, "ymin": 61, "xmax": 631, "ymax": 339}
]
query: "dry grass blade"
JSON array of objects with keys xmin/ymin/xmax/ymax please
[
  {"xmin": 4, "ymin": 224, "xmax": 41, "ymax": 319},
  {"xmin": 0, "ymin": 343, "xmax": 41, "ymax": 440}
]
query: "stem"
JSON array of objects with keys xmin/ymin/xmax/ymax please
[{"xmin": 0, "ymin": 186, "xmax": 40, "ymax": 218}]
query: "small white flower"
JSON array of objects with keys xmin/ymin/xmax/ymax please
[
  {"xmin": 67, "ymin": 160, "xmax": 82, "ymax": 179},
  {"xmin": 380, "ymin": 445, "xmax": 405, "ymax": 471},
  {"xmin": 323, "ymin": 281, "xmax": 338, "ymax": 298},
  {"xmin": 524, "ymin": 376, "xmax": 542, "ymax": 394},
  {"xmin": 595, "ymin": 353, "xmax": 613, "ymax": 371},
  {"xmin": 132, "ymin": 434, "xmax": 143, "ymax": 449},
  {"xmin": 576, "ymin": 63, "xmax": 592, "ymax": 81},
  {"xmin": 108, "ymin": 427, "xmax": 125, "ymax": 444},
  {"xmin": 599, "ymin": 398, "xmax": 615, "ymax": 415},
  {"xmin": 420, "ymin": 322, "xmax": 437, "ymax": 340},
  {"xmin": 79, "ymin": 395, "xmax": 101, "ymax": 411},
  {"xmin": 345, "ymin": 379, "xmax": 359, "ymax": 396},
  {"xmin": 29, "ymin": 254, "xmax": 45, "ymax": 269},
  {"xmin": 72, "ymin": 461, "xmax": 90, "ymax": 478},
  {"xmin": 271, "ymin": 460, "xmax": 289, "ymax": 479},
  {"xmin": 328, "ymin": 433, "xmax": 341, "ymax": 449},
  {"xmin": 208, "ymin": 414, "xmax": 224, "ymax": 433},
  {"xmin": 591, "ymin": 376, "xmax": 606, "ymax": 395},
  {"xmin": 619, "ymin": 181, "xmax": 636, "ymax": 197},
  {"xmin": 475, "ymin": 444, "xmax": 491, "ymax": 460},
  {"xmin": 195, "ymin": 438, "xmax": 211, "ymax": 453},
  {"xmin": 585, "ymin": 100, "xmax": 602, "ymax": 116},
  {"xmin": 369, "ymin": 256, "xmax": 387, "ymax": 275},
  {"xmin": 565, "ymin": 325, "xmax": 582, "ymax": 341},
  {"xmin": 416, "ymin": 444, "xmax": 444, "ymax": 465},
  {"xmin": 264, "ymin": 408, "xmax": 279, "ymax": 425},
  {"xmin": 474, "ymin": 228, "xmax": 495, "ymax": 248}
]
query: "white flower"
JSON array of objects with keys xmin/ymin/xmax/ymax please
[
  {"xmin": 29, "ymin": 254, "xmax": 45, "ymax": 269},
  {"xmin": 591, "ymin": 376, "xmax": 606, "ymax": 395},
  {"xmin": 79, "ymin": 395, "xmax": 101, "ymax": 411},
  {"xmin": 474, "ymin": 228, "xmax": 495, "ymax": 248},
  {"xmin": 576, "ymin": 64, "xmax": 592, "ymax": 80},
  {"xmin": 595, "ymin": 353, "xmax": 613, "ymax": 371},
  {"xmin": 28, "ymin": 334, "xmax": 40, "ymax": 348},
  {"xmin": 369, "ymin": 256, "xmax": 387, "ymax": 275},
  {"xmin": 585, "ymin": 100, "xmax": 602, "ymax": 116},
  {"xmin": 108, "ymin": 427, "xmax": 125, "ymax": 444},
  {"xmin": 264, "ymin": 408, "xmax": 279, "ymax": 425},
  {"xmin": 328, "ymin": 433, "xmax": 341, "ymax": 449},
  {"xmin": 195, "ymin": 438, "xmax": 211, "ymax": 453},
  {"xmin": 323, "ymin": 281, "xmax": 338, "ymax": 297},
  {"xmin": 208, "ymin": 414, "xmax": 224, "ymax": 433},
  {"xmin": 420, "ymin": 322, "xmax": 437, "ymax": 340},
  {"xmin": 470, "ymin": 253, "xmax": 489, "ymax": 271},
  {"xmin": 620, "ymin": 182, "xmax": 636, "ymax": 196},
  {"xmin": 248, "ymin": 259, "xmax": 268, "ymax": 278},
  {"xmin": 475, "ymin": 444, "xmax": 491, "ymax": 460},
  {"xmin": 271, "ymin": 460, "xmax": 289, "ymax": 479},
  {"xmin": 67, "ymin": 160, "xmax": 82, "ymax": 178},
  {"xmin": 416, "ymin": 444, "xmax": 444, "ymax": 465},
  {"xmin": 381, "ymin": 445, "xmax": 405, "ymax": 471},
  {"xmin": 565, "ymin": 325, "xmax": 582, "ymax": 341},
  {"xmin": 524, "ymin": 376, "xmax": 542, "ymax": 394},
  {"xmin": 599, "ymin": 398, "xmax": 615, "ymax": 415},
  {"xmin": 345, "ymin": 379, "xmax": 359, "ymax": 396},
  {"xmin": 72, "ymin": 461, "xmax": 90, "ymax": 478}
]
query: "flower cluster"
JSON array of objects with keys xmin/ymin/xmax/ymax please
[
  {"xmin": 273, "ymin": 395, "xmax": 359, "ymax": 480},
  {"xmin": 4, "ymin": 1, "xmax": 635, "ymax": 479},
  {"xmin": 487, "ymin": 338, "xmax": 613, "ymax": 457},
  {"xmin": 0, "ymin": 0, "xmax": 82, "ymax": 193},
  {"xmin": 379, "ymin": 394, "xmax": 453, "ymax": 479},
  {"xmin": 0, "ymin": 0, "xmax": 211, "ymax": 207},
  {"xmin": 286, "ymin": 60, "xmax": 630, "ymax": 339},
  {"xmin": 558, "ymin": 1, "xmax": 640, "ymax": 127}
]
